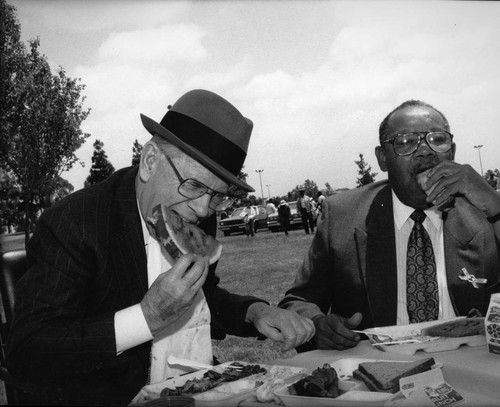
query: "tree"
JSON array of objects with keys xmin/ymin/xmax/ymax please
[
  {"xmin": 0, "ymin": 169, "xmax": 22, "ymax": 233},
  {"xmin": 484, "ymin": 168, "xmax": 499, "ymax": 190},
  {"xmin": 132, "ymin": 139, "xmax": 143, "ymax": 166},
  {"xmin": 1, "ymin": 3, "xmax": 90, "ymax": 242},
  {"xmin": 48, "ymin": 175, "xmax": 74, "ymax": 203},
  {"xmin": 324, "ymin": 182, "xmax": 335, "ymax": 196},
  {"xmin": 84, "ymin": 139, "xmax": 115, "ymax": 187},
  {"xmin": 355, "ymin": 153, "xmax": 377, "ymax": 187},
  {"xmin": 288, "ymin": 179, "xmax": 319, "ymax": 201},
  {"xmin": 227, "ymin": 166, "xmax": 250, "ymax": 206}
]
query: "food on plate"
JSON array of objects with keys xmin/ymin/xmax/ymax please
[
  {"xmin": 289, "ymin": 364, "xmax": 340, "ymax": 398},
  {"xmin": 148, "ymin": 203, "xmax": 222, "ymax": 264},
  {"xmin": 352, "ymin": 357, "xmax": 435, "ymax": 393},
  {"xmin": 160, "ymin": 363, "xmax": 266, "ymax": 397},
  {"xmin": 421, "ymin": 317, "xmax": 485, "ymax": 338},
  {"xmin": 255, "ymin": 365, "xmax": 308, "ymax": 404}
]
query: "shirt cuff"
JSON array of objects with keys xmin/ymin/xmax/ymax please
[{"xmin": 115, "ymin": 303, "xmax": 153, "ymax": 355}]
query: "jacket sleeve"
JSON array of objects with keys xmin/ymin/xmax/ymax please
[
  {"xmin": 6, "ymin": 207, "xmax": 124, "ymax": 387},
  {"xmin": 278, "ymin": 200, "xmax": 335, "ymax": 319}
]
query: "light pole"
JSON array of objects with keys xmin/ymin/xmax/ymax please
[
  {"xmin": 255, "ymin": 169, "xmax": 264, "ymax": 200},
  {"xmin": 474, "ymin": 145, "xmax": 484, "ymax": 176},
  {"xmin": 266, "ymin": 184, "xmax": 271, "ymax": 199}
]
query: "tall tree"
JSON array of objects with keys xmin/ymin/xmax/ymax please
[
  {"xmin": 1, "ymin": 3, "xmax": 90, "ymax": 242},
  {"xmin": 48, "ymin": 175, "xmax": 74, "ymax": 203},
  {"xmin": 0, "ymin": 169, "xmax": 22, "ymax": 233},
  {"xmin": 288, "ymin": 179, "xmax": 319, "ymax": 201},
  {"xmin": 84, "ymin": 139, "xmax": 115, "ymax": 187},
  {"xmin": 227, "ymin": 166, "xmax": 249, "ymax": 207},
  {"xmin": 131, "ymin": 139, "xmax": 143, "ymax": 166},
  {"xmin": 324, "ymin": 182, "xmax": 335, "ymax": 196},
  {"xmin": 355, "ymin": 153, "xmax": 377, "ymax": 187}
]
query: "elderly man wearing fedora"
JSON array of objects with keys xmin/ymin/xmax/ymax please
[{"xmin": 6, "ymin": 89, "xmax": 315, "ymax": 406}]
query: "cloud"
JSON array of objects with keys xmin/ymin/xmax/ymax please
[{"xmin": 97, "ymin": 24, "xmax": 207, "ymax": 64}]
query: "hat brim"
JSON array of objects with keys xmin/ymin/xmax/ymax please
[{"xmin": 141, "ymin": 114, "xmax": 255, "ymax": 193}]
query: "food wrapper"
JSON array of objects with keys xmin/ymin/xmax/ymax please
[
  {"xmin": 384, "ymin": 368, "xmax": 464, "ymax": 407},
  {"xmin": 485, "ymin": 293, "xmax": 500, "ymax": 355}
]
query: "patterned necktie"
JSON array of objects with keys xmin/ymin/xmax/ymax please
[{"xmin": 406, "ymin": 210, "xmax": 439, "ymax": 323}]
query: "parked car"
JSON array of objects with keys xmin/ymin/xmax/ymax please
[
  {"xmin": 267, "ymin": 201, "xmax": 318, "ymax": 232},
  {"xmin": 218, "ymin": 205, "xmax": 268, "ymax": 236}
]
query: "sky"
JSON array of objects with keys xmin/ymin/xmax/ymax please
[{"xmin": 10, "ymin": 0, "xmax": 500, "ymax": 198}]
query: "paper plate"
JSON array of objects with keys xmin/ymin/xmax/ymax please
[
  {"xmin": 130, "ymin": 361, "xmax": 306, "ymax": 406},
  {"xmin": 360, "ymin": 318, "xmax": 486, "ymax": 355}
]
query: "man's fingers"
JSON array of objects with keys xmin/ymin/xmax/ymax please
[
  {"xmin": 168, "ymin": 253, "xmax": 197, "ymax": 278},
  {"xmin": 188, "ymin": 257, "xmax": 209, "ymax": 291}
]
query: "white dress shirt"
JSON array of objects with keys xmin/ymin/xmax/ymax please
[
  {"xmin": 392, "ymin": 191, "xmax": 456, "ymax": 324},
  {"xmin": 114, "ymin": 204, "xmax": 213, "ymax": 383}
]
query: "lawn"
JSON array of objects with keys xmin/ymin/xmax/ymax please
[{"xmin": 211, "ymin": 227, "xmax": 314, "ymax": 363}]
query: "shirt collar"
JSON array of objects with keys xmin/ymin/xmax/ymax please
[
  {"xmin": 391, "ymin": 190, "xmax": 443, "ymax": 231},
  {"xmin": 137, "ymin": 200, "xmax": 151, "ymax": 246}
]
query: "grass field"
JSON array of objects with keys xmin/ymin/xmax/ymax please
[{"xmin": 211, "ymin": 227, "xmax": 314, "ymax": 363}]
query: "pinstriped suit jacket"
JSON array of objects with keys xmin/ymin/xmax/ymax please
[
  {"xmin": 280, "ymin": 180, "xmax": 500, "ymax": 335},
  {"xmin": 6, "ymin": 166, "xmax": 263, "ymax": 406}
]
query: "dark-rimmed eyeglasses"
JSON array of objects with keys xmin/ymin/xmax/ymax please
[
  {"xmin": 382, "ymin": 131, "xmax": 453, "ymax": 156},
  {"xmin": 163, "ymin": 152, "xmax": 234, "ymax": 211}
]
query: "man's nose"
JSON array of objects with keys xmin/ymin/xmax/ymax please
[
  {"xmin": 414, "ymin": 137, "xmax": 435, "ymax": 158},
  {"xmin": 188, "ymin": 194, "xmax": 211, "ymax": 218}
]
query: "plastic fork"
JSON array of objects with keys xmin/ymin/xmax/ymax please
[{"xmin": 167, "ymin": 355, "xmax": 214, "ymax": 371}]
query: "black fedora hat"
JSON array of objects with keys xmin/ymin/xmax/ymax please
[{"xmin": 141, "ymin": 89, "xmax": 255, "ymax": 192}]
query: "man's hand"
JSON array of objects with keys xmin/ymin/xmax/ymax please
[
  {"xmin": 423, "ymin": 161, "xmax": 500, "ymax": 216},
  {"xmin": 245, "ymin": 303, "xmax": 315, "ymax": 351},
  {"xmin": 313, "ymin": 312, "xmax": 363, "ymax": 350},
  {"xmin": 140, "ymin": 254, "xmax": 209, "ymax": 336}
]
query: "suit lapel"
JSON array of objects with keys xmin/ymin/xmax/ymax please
[
  {"xmin": 356, "ymin": 185, "xmax": 398, "ymax": 327},
  {"xmin": 108, "ymin": 167, "xmax": 149, "ymax": 305},
  {"xmin": 443, "ymin": 198, "xmax": 485, "ymax": 315}
]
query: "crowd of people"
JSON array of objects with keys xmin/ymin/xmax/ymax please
[{"xmin": 5, "ymin": 89, "xmax": 500, "ymax": 405}]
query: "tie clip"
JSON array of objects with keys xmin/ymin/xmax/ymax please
[{"xmin": 459, "ymin": 267, "xmax": 487, "ymax": 289}]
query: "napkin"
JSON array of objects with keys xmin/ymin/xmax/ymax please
[{"xmin": 384, "ymin": 368, "xmax": 464, "ymax": 407}]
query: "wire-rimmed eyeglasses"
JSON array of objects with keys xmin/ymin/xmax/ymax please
[
  {"xmin": 382, "ymin": 131, "xmax": 453, "ymax": 156},
  {"xmin": 163, "ymin": 152, "xmax": 234, "ymax": 211}
]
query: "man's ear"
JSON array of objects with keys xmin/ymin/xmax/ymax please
[
  {"xmin": 450, "ymin": 142, "xmax": 456, "ymax": 160},
  {"xmin": 138, "ymin": 141, "xmax": 160, "ymax": 182},
  {"xmin": 375, "ymin": 145, "xmax": 388, "ymax": 172}
]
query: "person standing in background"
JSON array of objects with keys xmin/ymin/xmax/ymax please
[
  {"xmin": 241, "ymin": 205, "xmax": 256, "ymax": 237},
  {"xmin": 297, "ymin": 189, "xmax": 315, "ymax": 234},
  {"xmin": 278, "ymin": 200, "xmax": 291, "ymax": 236},
  {"xmin": 266, "ymin": 199, "xmax": 277, "ymax": 215}
]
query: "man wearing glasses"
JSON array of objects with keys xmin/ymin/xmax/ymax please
[
  {"xmin": 6, "ymin": 89, "xmax": 315, "ymax": 405},
  {"xmin": 279, "ymin": 99, "xmax": 500, "ymax": 351}
]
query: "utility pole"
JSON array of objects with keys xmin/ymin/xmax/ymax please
[
  {"xmin": 255, "ymin": 169, "xmax": 264, "ymax": 201},
  {"xmin": 474, "ymin": 145, "xmax": 484, "ymax": 176},
  {"xmin": 266, "ymin": 184, "xmax": 271, "ymax": 199}
]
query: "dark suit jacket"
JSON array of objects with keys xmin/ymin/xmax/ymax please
[
  {"xmin": 280, "ymin": 180, "xmax": 500, "ymax": 336},
  {"xmin": 6, "ymin": 167, "xmax": 264, "ymax": 406}
]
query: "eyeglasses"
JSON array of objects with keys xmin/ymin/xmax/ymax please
[
  {"xmin": 382, "ymin": 131, "xmax": 453, "ymax": 156},
  {"xmin": 163, "ymin": 152, "xmax": 234, "ymax": 211}
]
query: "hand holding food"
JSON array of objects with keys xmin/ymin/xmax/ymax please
[
  {"xmin": 148, "ymin": 203, "xmax": 222, "ymax": 264},
  {"xmin": 313, "ymin": 312, "xmax": 363, "ymax": 350},
  {"xmin": 141, "ymin": 254, "xmax": 209, "ymax": 335},
  {"xmin": 246, "ymin": 303, "xmax": 316, "ymax": 351},
  {"xmin": 416, "ymin": 161, "xmax": 500, "ymax": 216}
]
